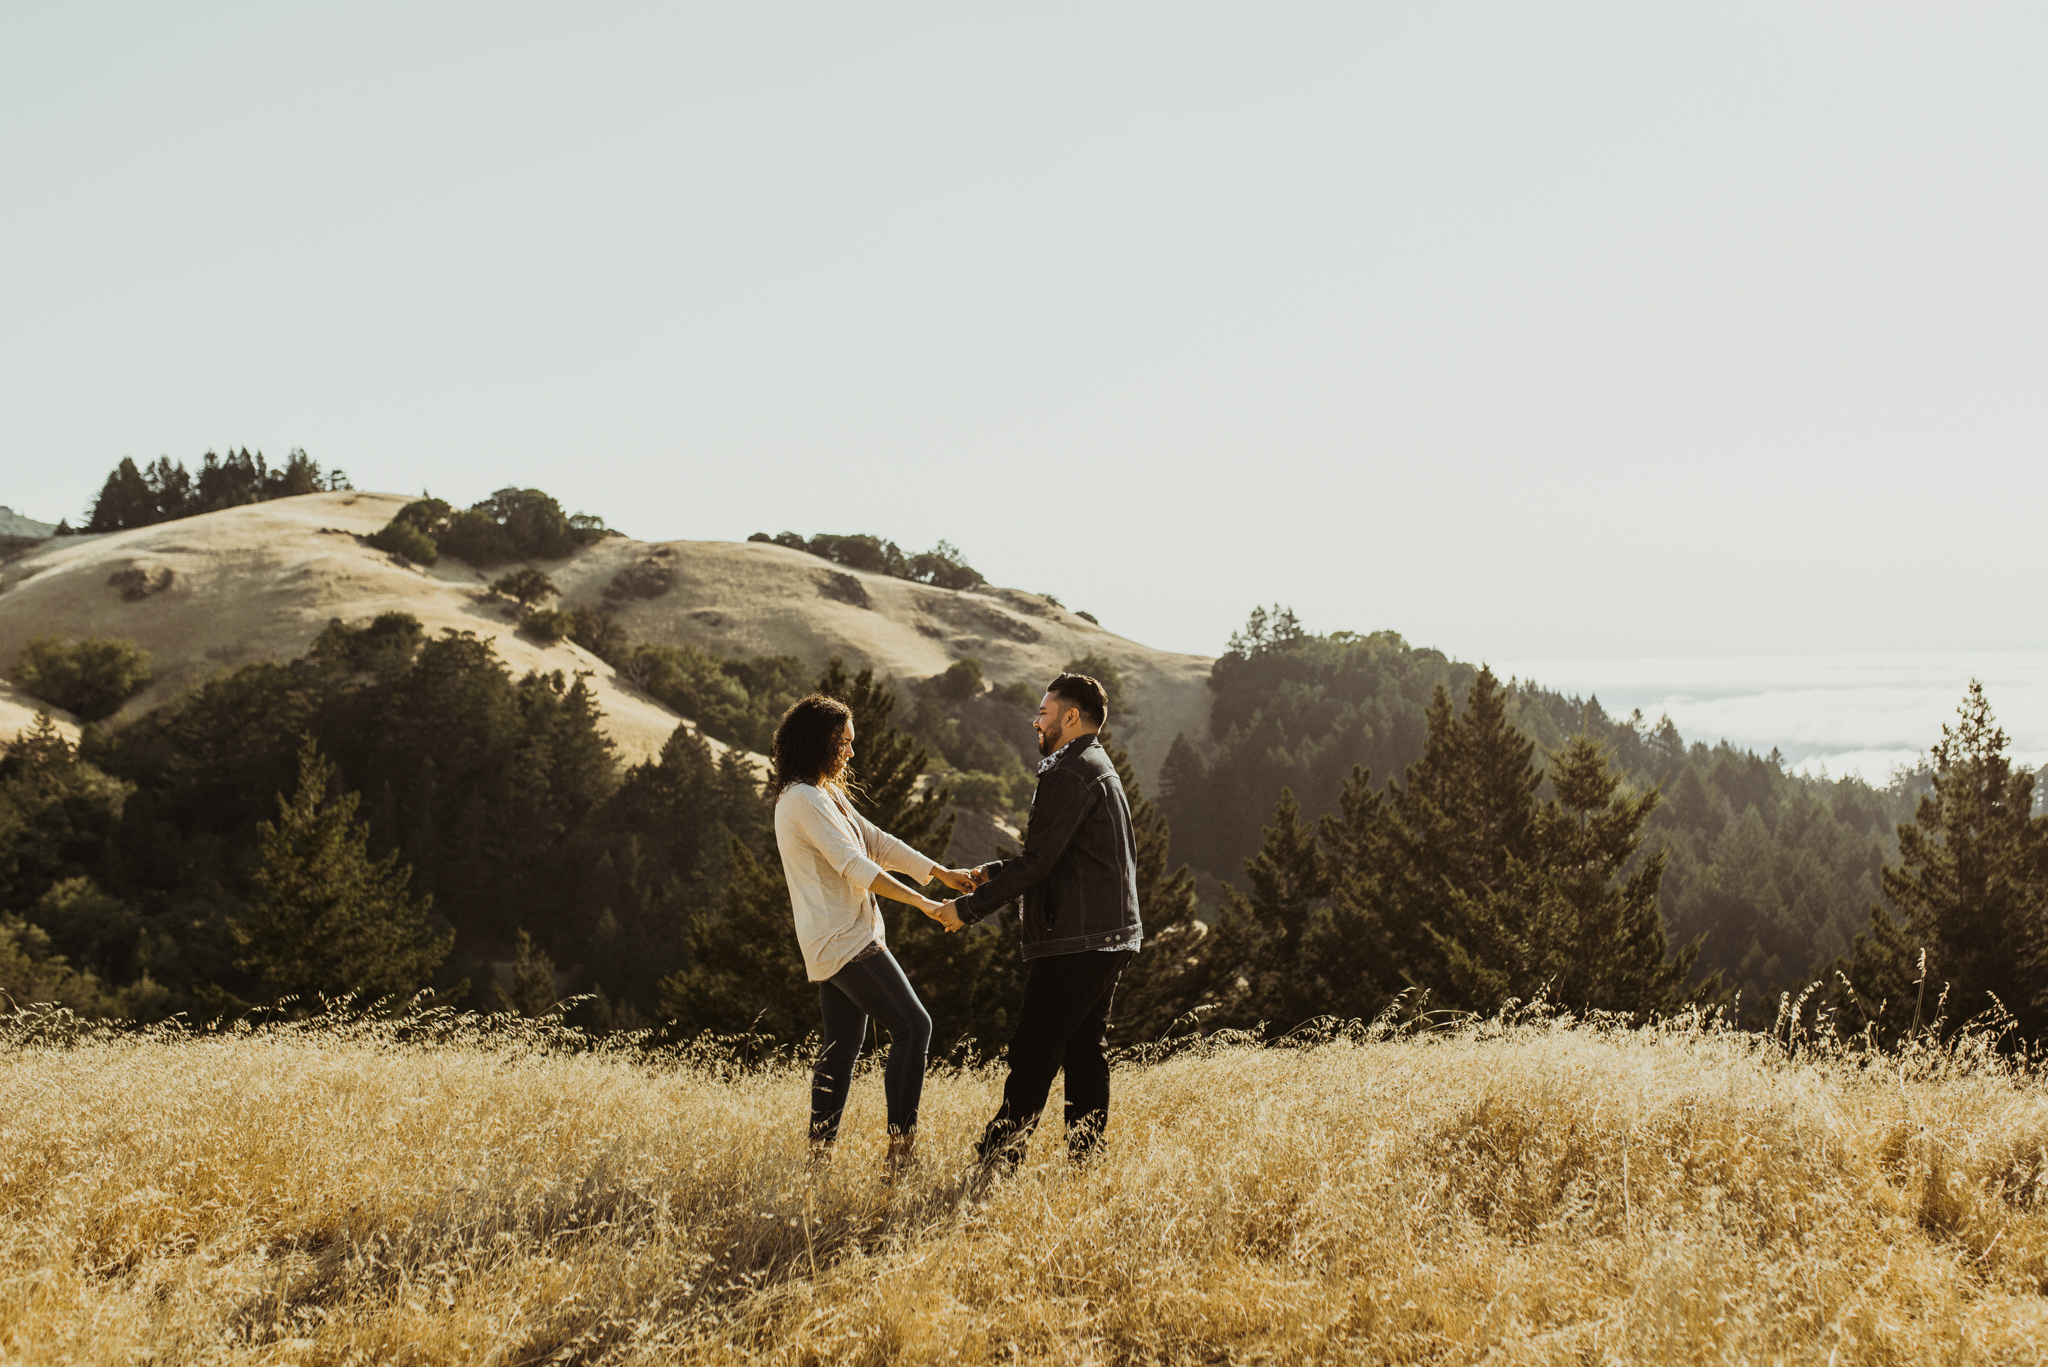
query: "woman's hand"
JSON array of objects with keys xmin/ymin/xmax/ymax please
[
  {"xmin": 931, "ymin": 867, "xmax": 980, "ymax": 894},
  {"xmin": 915, "ymin": 896, "xmax": 966, "ymax": 932}
]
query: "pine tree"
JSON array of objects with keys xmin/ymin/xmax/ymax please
[
  {"xmin": 1433, "ymin": 736, "xmax": 1708, "ymax": 1015},
  {"xmin": 1377, "ymin": 667, "xmax": 1543, "ymax": 991},
  {"xmin": 1197, "ymin": 789, "xmax": 1330, "ymax": 1032},
  {"xmin": 1833, "ymin": 682, "xmax": 2048, "ymax": 1038},
  {"xmin": 276, "ymin": 448, "xmax": 324, "ymax": 497},
  {"xmin": 490, "ymin": 929, "xmax": 561, "ymax": 1015},
  {"xmin": 146, "ymin": 457, "xmax": 193, "ymax": 520},
  {"xmin": 234, "ymin": 738, "xmax": 452, "ymax": 1002},
  {"xmin": 1156, "ymin": 732, "xmax": 1213, "ymax": 862},
  {"xmin": 585, "ymin": 725, "xmax": 760, "ymax": 1015},
  {"xmin": 815, "ymin": 658, "xmax": 953, "ymax": 853},
  {"xmin": 0, "ymin": 712, "xmax": 133, "ymax": 914},
  {"xmin": 1101, "ymin": 735, "xmax": 1203, "ymax": 1044},
  {"xmin": 1302, "ymin": 764, "xmax": 1402, "ymax": 1021},
  {"xmin": 84, "ymin": 458, "xmax": 159, "ymax": 532},
  {"xmin": 661, "ymin": 836, "xmax": 813, "ymax": 1041}
]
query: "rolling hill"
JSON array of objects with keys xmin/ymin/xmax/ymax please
[
  {"xmin": 0, "ymin": 491, "xmax": 1213, "ymax": 789},
  {"xmin": 0, "ymin": 507, "xmax": 56, "ymax": 539}
]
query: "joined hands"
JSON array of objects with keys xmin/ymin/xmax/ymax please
[
  {"xmin": 920, "ymin": 865, "xmax": 991, "ymax": 933},
  {"xmin": 930, "ymin": 867, "xmax": 985, "ymax": 895}
]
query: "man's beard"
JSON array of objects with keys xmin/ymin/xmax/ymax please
[{"xmin": 1036, "ymin": 723, "xmax": 1064, "ymax": 757}]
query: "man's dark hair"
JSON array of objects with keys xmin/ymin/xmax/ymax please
[
  {"xmin": 1045, "ymin": 673, "xmax": 1108, "ymax": 727},
  {"xmin": 772, "ymin": 694, "xmax": 855, "ymax": 796}
]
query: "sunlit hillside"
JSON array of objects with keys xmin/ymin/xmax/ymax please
[
  {"xmin": 0, "ymin": 491, "xmax": 1210, "ymax": 786},
  {"xmin": 2, "ymin": 1010, "xmax": 2041, "ymax": 1364}
]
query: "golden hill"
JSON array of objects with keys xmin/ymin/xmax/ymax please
[{"xmin": 0, "ymin": 492, "xmax": 1212, "ymax": 788}]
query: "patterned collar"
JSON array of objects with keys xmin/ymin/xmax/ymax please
[{"xmin": 1036, "ymin": 733, "xmax": 1095, "ymax": 775}]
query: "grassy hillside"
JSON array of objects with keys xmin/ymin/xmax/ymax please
[
  {"xmin": 0, "ymin": 490, "xmax": 1211, "ymax": 789},
  {"xmin": 2, "ymin": 1010, "xmax": 2040, "ymax": 1364}
]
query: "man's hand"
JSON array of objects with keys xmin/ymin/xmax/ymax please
[
  {"xmin": 970, "ymin": 864, "xmax": 995, "ymax": 888},
  {"xmin": 932, "ymin": 867, "xmax": 979, "ymax": 895}
]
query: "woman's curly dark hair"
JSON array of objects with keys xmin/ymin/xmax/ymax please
[{"xmin": 772, "ymin": 694, "xmax": 855, "ymax": 797}]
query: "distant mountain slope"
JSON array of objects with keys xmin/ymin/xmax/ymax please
[
  {"xmin": 0, "ymin": 491, "xmax": 1213, "ymax": 787},
  {"xmin": 0, "ymin": 507, "xmax": 56, "ymax": 538}
]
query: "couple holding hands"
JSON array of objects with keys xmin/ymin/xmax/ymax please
[{"xmin": 771, "ymin": 672, "xmax": 1143, "ymax": 1176}]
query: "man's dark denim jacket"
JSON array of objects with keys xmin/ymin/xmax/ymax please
[{"xmin": 952, "ymin": 734, "xmax": 1143, "ymax": 959}]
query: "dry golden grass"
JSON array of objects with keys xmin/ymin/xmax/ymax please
[{"xmin": 2, "ymin": 1007, "xmax": 2046, "ymax": 1365}]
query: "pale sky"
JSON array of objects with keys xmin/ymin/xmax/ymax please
[{"xmin": 4, "ymin": 3, "xmax": 2043, "ymax": 664}]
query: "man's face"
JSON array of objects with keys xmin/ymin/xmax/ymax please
[{"xmin": 1033, "ymin": 693, "xmax": 1076, "ymax": 757}]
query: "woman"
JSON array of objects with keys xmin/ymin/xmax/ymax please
[{"xmin": 771, "ymin": 693, "xmax": 976, "ymax": 1172}]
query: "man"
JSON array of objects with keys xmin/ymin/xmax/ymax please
[{"xmin": 936, "ymin": 672, "xmax": 1143, "ymax": 1169}]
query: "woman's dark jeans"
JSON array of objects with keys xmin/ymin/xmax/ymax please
[{"xmin": 811, "ymin": 948, "xmax": 932, "ymax": 1142}]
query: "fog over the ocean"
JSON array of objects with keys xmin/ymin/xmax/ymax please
[{"xmin": 1494, "ymin": 652, "xmax": 2048, "ymax": 786}]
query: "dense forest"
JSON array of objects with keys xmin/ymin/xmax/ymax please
[
  {"xmin": 1153, "ymin": 607, "xmax": 1937, "ymax": 1020},
  {"xmin": 6, "ymin": 476, "xmax": 2044, "ymax": 1047}
]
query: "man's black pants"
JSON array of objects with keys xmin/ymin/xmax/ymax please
[{"xmin": 976, "ymin": 949, "xmax": 1134, "ymax": 1166}]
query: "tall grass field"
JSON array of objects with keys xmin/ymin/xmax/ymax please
[{"xmin": 2, "ymin": 1008, "xmax": 2044, "ymax": 1364}]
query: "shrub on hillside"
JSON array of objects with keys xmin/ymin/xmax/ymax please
[
  {"xmin": 522, "ymin": 609, "xmax": 571, "ymax": 645},
  {"xmin": 10, "ymin": 636, "xmax": 154, "ymax": 721},
  {"xmin": 616, "ymin": 642, "xmax": 808, "ymax": 753},
  {"xmin": 603, "ymin": 551, "xmax": 679, "ymax": 602},
  {"xmin": 933, "ymin": 658, "xmax": 985, "ymax": 702},
  {"xmin": 748, "ymin": 531, "xmax": 985, "ymax": 590},
  {"xmin": 308, "ymin": 613, "xmax": 426, "ymax": 676},
  {"xmin": 367, "ymin": 519, "xmax": 439, "ymax": 565},
  {"xmin": 491, "ymin": 568, "xmax": 559, "ymax": 610},
  {"xmin": 368, "ymin": 489, "xmax": 613, "ymax": 570},
  {"xmin": 1063, "ymin": 653, "xmax": 1127, "ymax": 716},
  {"xmin": 562, "ymin": 607, "xmax": 629, "ymax": 663},
  {"xmin": 900, "ymin": 669, "xmax": 1045, "ymax": 792},
  {"xmin": 0, "ymin": 912, "xmax": 128, "ymax": 1016},
  {"xmin": 107, "ymin": 567, "xmax": 174, "ymax": 601},
  {"xmin": 948, "ymin": 768, "xmax": 1029, "ymax": 818}
]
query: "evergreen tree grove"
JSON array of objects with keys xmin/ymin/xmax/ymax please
[
  {"xmin": 1378, "ymin": 668, "xmax": 1543, "ymax": 991},
  {"xmin": 817, "ymin": 658, "xmax": 953, "ymax": 854},
  {"xmin": 84, "ymin": 448, "xmax": 343, "ymax": 532},
  {"xmin": 1195, "ymin": 790, "xmax": 1331, "ymax": 1032},
  {"xmin": 1832, "ymin": 682, "xmax": 2048, "ymax": 1039},
  {"xmin": 234, "ymin": 738, "xmax": 452, "ymax": 1003},
  {"xmin": 1163, "ymin": 667, "xmax": 1714, "ymax": 1032},
  {"xmin": 1433, "ymin": 735, "xmax": 1711, "ymax": 1015},
  {"xmin": 661, "ymin": 836, "xmax": 814, "ymax": 1042}
]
